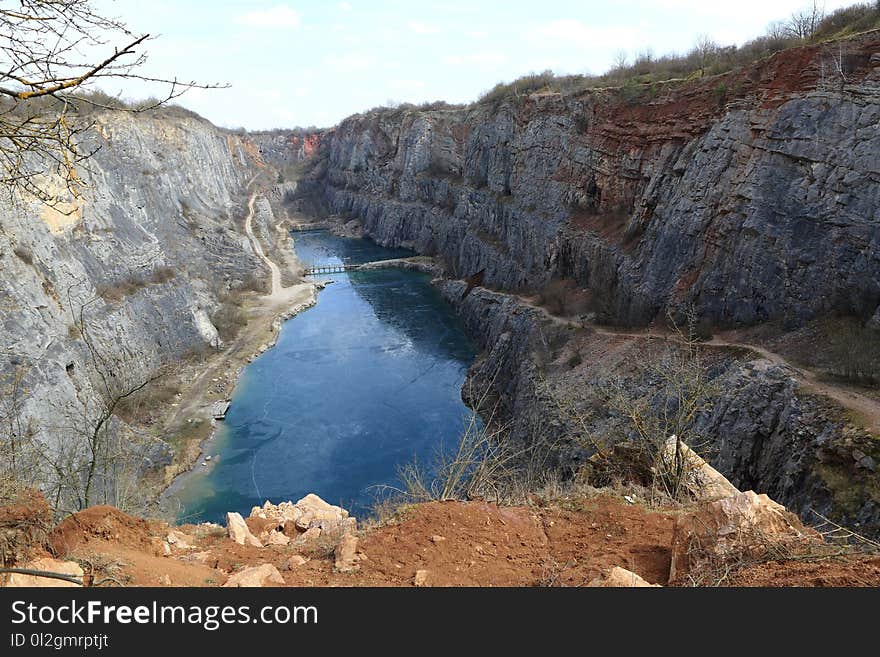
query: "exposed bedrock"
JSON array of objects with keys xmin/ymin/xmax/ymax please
[{"xmin": 306, "ymin": 35, "xmax": 880, "ymax": 329}]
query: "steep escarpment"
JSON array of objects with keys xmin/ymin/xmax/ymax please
[
  {"xmin": 441, "ymin": 282, "xmax": 880, "ymax": 534},
  {"xmin": 0, "ymin": 110, "xmax": 265, "ymax": 497},
  {"xmin": 308, "ymin": 35, "xmax": 880, "ymax": 329},
  {"xmin": 294, "ymin": 34, "xmax": 880, "ymax": 532}
]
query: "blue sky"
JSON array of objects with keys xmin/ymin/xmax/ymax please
[{"xmin": 92, "ymin": 1, "xmax": 855, "ymax": 129}]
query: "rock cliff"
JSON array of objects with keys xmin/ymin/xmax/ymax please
[
  {"xmin": 307, "ymin": 35, "xmax": 880, "ymax": 329},
  {"xmin": 0, "ymin": 108, "xmax": 265, "ymax": 493},
  {"xmin": 299, "ymin": 34, "xmax": 880, "ymax": 532}
]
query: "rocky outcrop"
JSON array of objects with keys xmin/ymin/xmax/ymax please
[
  {"xmin": 670, "ymin": 490, "xmax": 821, "ymax": 583},
  {"xmin": 0, "ymin": 109, "xmax": 266, "ymax": 499},
  {"xmin": 305, "ymin": 34, "xmax": 880, "ymax": 329},
  {"xmin": 439, "ymin": 281, "xmax": 880, "ymax": 534}
]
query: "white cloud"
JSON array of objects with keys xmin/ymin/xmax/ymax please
[
  {"xmin": 409, "ymin": 20, "xmax": 441, "ymax": 35},
  {"xmin": 339, "ymin": 1, "xmax": 353, "ymax": 10},
  {"xmin": 236, "ymin": 5, "xmax": 301, "ymax": 29},
  {"xmin": 468, "ymin": 30, "xmax": 489, "ymax": 39}
]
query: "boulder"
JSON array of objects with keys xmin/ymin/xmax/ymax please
[
  {"xmin": 334, "ymin": 534, "xmax": 359, "ymax": 573},
  {"xmin": 249, "ymin": 500, "xmax": 303, "ymax": 524},
  {"xmin": 659, "ymin": 436, "xmax": 739, "ymax": 501},
  {"xmin": 225, "ymin": 512, "xmax": 263, "ymax": 548},
  {"xmin": 295, "ymin": 493, "xmax": 350, "ymax": 533},
  {"xmin": 166, "ymin": 530, "xmax": 195, "ymax": 549},
  {"xmin": 3, "ymin": 557, "xmax": 83, "ymax": 587},
  {"xmin": 297, "ymin": 527, "xmax": 322, "ymax": 543},
  {"xmin": 247, "ymin": 496, "xmax": 353, "ymax": 536},
  {"xmin": 282, "ymin": 555, "xmax": 309, "ymax": 570},
  {"xmin": 587, "ymin": 567, "xmax": 660, "ymax": 587},
  {"xmin": 265, "ymin": 530, "xmax": 290, "ymax": 546},
  {"xmin": 669, "ymin": 490, "xmax": 821, "ymax": 582},
  {"xmin": 414, "ymin": 569, "xmax": 430, "ymax": 587},
  {"xmin": 223, "ymin": 563, "xmax": 285, "ymax": 587}
]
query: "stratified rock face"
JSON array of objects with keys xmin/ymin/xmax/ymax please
[
  {"xmin": 308, "ymin": 35, "xmax": 880, "ymax": 329},
  {"xmin": 438, "ymin": 281, "xmax": 880, "ymax": 535},
  {"xmin": 0, "ymin": 110, "xmax": 260, "ymax": 479}
]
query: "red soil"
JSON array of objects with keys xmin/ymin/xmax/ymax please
[{"xmin": 6, "ymin": 495, "xmax": 879, "ymax": 587}]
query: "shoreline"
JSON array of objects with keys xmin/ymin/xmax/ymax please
[
  {"xmin": 155, "ymin": 215, "xmax": 448, "ymax": 516},
  {"xmin": 156, "ymin": 281, "xmax": 323, "ymax": 508}
]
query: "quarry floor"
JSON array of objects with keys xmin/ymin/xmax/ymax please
[{"xmin": 42, "ymin": 495, "xmax": 880, "ymax": 588}]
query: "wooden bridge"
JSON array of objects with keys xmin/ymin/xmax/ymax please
[
  {"xmin": 303, "ymin": 264, "xmax": 361, "ymax": 275},
  {"xmin": 289, "ymin": 222, "xmax": 332, "ymax": 232},
  {"xmin": 303, "ymin": 259, "xmax": 406, "ymax": 277}
]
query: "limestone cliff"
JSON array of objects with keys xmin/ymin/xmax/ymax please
[
  {"xmin": 299, "ymin": 34, "xmax": 880, "ymax": 532},
  {"xmin": 308, "ymin": 35, "xmax": 880, "ymax": 329},
  {"xmin": 0, "ymin": 109, "xmax": 263, "ymax": 485}
]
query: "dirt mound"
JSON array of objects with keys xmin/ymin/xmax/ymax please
[
  {"xmin": 3, "ymin": 493, "xmax": 877, "ymax": 587},
  {"xmin": 727, "ymin": 555, "xmax": 880, "ymax": 587},
  {"xmin": 49, "ymin": 505, "xmax": 158, "ymax": 557},
  {"xmin": 0, "ymin": 489, "xmax": 52, "ymax": 566},
  {"xmin": 266, "ymin": 496, "xmax": 676, "ymax": 587}
]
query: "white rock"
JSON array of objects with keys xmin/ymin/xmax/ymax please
[
  {"xmin": 588, "ymin": 566, "xmax": 659, "ymax": 587},
  {"xmin": 334, "ymin": 534, "xmax": 359, "ymax": 573},
  {"xmin": 226, "ymin": 512, "xmax": 263, "ymax": 548},
  {"xmin": 223, "ymin": 564, "xmax": 285, "ymax": 587},
  {"xmin": 4, "ymin": 557, "xmax": 83, "ymax": 587}
]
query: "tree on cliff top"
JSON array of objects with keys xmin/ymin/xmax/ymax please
[{"xmin": 0, "ymin": 0, "xmax": 224, "ymax": 204}]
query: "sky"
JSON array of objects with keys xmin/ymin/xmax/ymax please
[{"xmin": 90, "ymin": 0, "xmax": 857, "ymax": 130}]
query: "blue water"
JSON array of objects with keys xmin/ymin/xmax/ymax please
[{"xmin": 171, "ymin": 232, "xmax": 477, "ymax": 523}]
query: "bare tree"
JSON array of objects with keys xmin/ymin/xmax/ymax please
[
  {"xmin": 0, "ymin": 0, "xmax": 225, "ymax": 203},
  {"xmin": 785, "ymin": 1, "xmax": 826, "ymax": 40},
  {"xmin": 765, "ymin": 20, "xmax": 790, "ymax": 41},
  {"xmin": 605, "ymin": 312, "xmax": 719, "ymax": 501},
  {"xmin": 693, "ymin": 34, "xmax": 718, "ymax": 77},
  {"xmin": 41, "ymin": 290, "xmax": 165, "ymax": 513},
  {"xmin": 0, "ymin": 365, "xmax": 41, "ymax": 502}
]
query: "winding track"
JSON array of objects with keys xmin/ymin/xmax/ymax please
[
  {"xmin": 244, "ymin": 191, "xmax": 282, "ymax": 298},
  {"xmin": 520, "ymin": 296, "xmax": 880, "ymax": 435}
]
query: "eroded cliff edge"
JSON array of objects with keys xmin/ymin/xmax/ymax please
[
  {"xmin": 299, "ymin": 34, "xmax": 880, "ymax": 532},
  {"xmin": 0, "ymin": 109, "xmax": 280, "ymax": 495}
]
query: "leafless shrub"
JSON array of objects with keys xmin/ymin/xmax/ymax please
[
  {"xmin": 0, "ymin": 367, "xmax": 42, "ymax": 503},
  {"xmin": 95, "ymin": 276, "xmax": 146, "ymax": 303},
  {"xmin": 149, "ymin": 266, "xmax": 175, "ymax": 285},
  {"xmin": 537, "ymin": 279, "xmax": 591, "ymax": 318},
  {"xmin": 211, "ymin": 301, "xmax": 248, "ymax": 342},
  {"xmin": 603, "ymin": 311, "xmax": 720, "ymax": 501}
]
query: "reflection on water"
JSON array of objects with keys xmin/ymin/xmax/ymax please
[{"xmin": 172, "ymin": 232, "xmax": 477, "ymax": 523}]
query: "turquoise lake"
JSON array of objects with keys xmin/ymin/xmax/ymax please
[{"xmin": 171, "ymin": 231, "xmax": 477, "ymax": 523}]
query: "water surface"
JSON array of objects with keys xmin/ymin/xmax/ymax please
[{"xmin": 172, "ymin": 231, "xmax": 476, "ymax": 523}]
